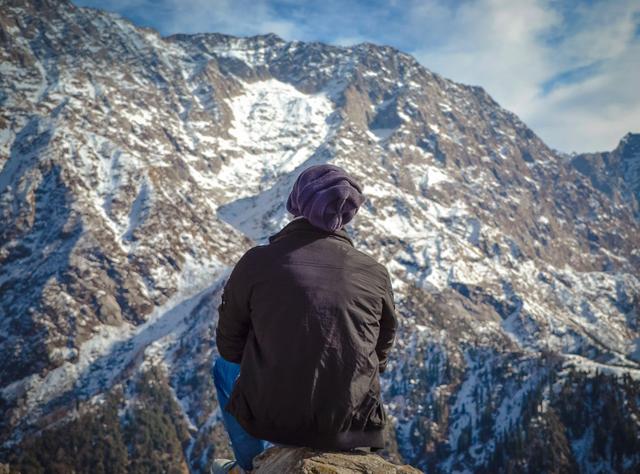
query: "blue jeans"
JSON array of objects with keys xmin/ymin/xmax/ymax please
[{"xmin": 213, "ymin": 355, "xmax": 273, "ymax": 471}]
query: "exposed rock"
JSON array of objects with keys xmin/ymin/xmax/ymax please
[
  {"xmin": 571, "ymin": 132, "xmax": 640, "ymax": 219},
  {"xmin": 252, "ymin": 446, "xmax": 422, "ymax": 473}
]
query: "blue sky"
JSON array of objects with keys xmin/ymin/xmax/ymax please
[{"xmin": 72, "ymin": 0, "xmax": 640, "ymax": 153}]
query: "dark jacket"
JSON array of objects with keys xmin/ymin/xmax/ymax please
[{"xmin": 215, "ymin": 217, "xmax": 397, "ymax": 450}]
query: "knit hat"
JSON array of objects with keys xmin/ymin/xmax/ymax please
[{"xmin": 286, "ymin": 164, "xmax": 365, "ymax": 232}]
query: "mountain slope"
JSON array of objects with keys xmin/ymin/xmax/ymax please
[
  {"xmin": 570, "ymin": 132, "xmax": 640, "ymax": 220},
  {"xmin": 1, "ymin": 0, "xmax": 639, "ymax": 472}
]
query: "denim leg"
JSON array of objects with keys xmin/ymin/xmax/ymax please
[{"xmin": 213, "ymin": 355, "xmax": 267, "ymax": 471}]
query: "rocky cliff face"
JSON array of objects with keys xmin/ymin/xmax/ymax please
[
  {"xmin": 570, "ymin": 133, "xmax": 640, "ymax": 219},
  {"xmin": 1, "ymin": 0, "xmax": 639, "ymax": 472}
]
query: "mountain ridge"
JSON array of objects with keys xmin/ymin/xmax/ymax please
[{"xmin": 1, "ymin": 0, "xmax": 639, "ymax": 471}]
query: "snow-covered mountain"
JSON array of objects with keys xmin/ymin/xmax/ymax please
[{"xmin": 1, "ymin": 0, "xmax": 639, "ymax": 472}]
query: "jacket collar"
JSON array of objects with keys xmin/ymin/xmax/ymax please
[{"xmin": 268, "ymin": 217, "xmax": 354, "ymax": 247}]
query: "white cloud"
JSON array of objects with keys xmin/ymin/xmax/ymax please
[
  {"xmin": 413, "ymin": 0, "xmax": 556, "ymax": 111},
  {"xmin": 528, "ymin": 41, "xmax": 640, "ymax": 153},
  {"xmin": 409, "ymin": 0, "xmax": 640, "ymax": 152},
  {"xmin": 151, "ymin": 0, "xmax": 302, "ymax": 39}
]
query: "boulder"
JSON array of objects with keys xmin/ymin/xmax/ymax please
[{"xmin": 251, "ymin": 446, "xmax": 422, "ymax": 473}]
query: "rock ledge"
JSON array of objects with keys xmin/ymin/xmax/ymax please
[{"xmin": 251, "ymin": 446, "xmax": 422, "ymax": 473}]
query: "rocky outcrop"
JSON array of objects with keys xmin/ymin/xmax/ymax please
[
  {"xmin": 570, "ymin": 132, "xmax": 640, "ymax": 219},
  {"xmin": 251, "ymin": 446, "xmax": 422, "ymax": 473}
]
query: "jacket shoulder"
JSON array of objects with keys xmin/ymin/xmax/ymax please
[
  {"xmin": 232, "ymin": 245, "xmax": 267, "ymax": 270},
  {"xmin": 347, "ymin": 247, "xmax": 390, "ymax": 280}
]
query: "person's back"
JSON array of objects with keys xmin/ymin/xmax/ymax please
[{"xmin": 212, "ymin": 164, "xmax": 397, "ymax": 473}]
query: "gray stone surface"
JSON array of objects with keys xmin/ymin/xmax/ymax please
[{"xmin": 252, "ymin": 446, "xmax": 422, "ymax": 473}]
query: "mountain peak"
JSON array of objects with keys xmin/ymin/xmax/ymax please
[
  {"xmin": 619, "ymin": 132, "xmax": 640, "ymax": 155},
  {"xmin": 168, "ymin": 31, "xmax": 285, "ymax": 44}
]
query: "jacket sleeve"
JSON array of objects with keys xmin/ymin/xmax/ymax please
[
  {"xmin": 376, "ymin": 268, "xmax": 397, "ymax": 373},
  {"xmin": 216, "ymin": 251, "xmax": 254, "ymax": 363}
]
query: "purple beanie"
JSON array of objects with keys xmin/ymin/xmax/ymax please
[{"xmin": 286, "ymin": 164, "xmax": 365, "ymax": 232}]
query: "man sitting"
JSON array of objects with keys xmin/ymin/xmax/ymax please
[{"xmin": 212, "ymin": 164, "xmax": 397, "ymax": 473}]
